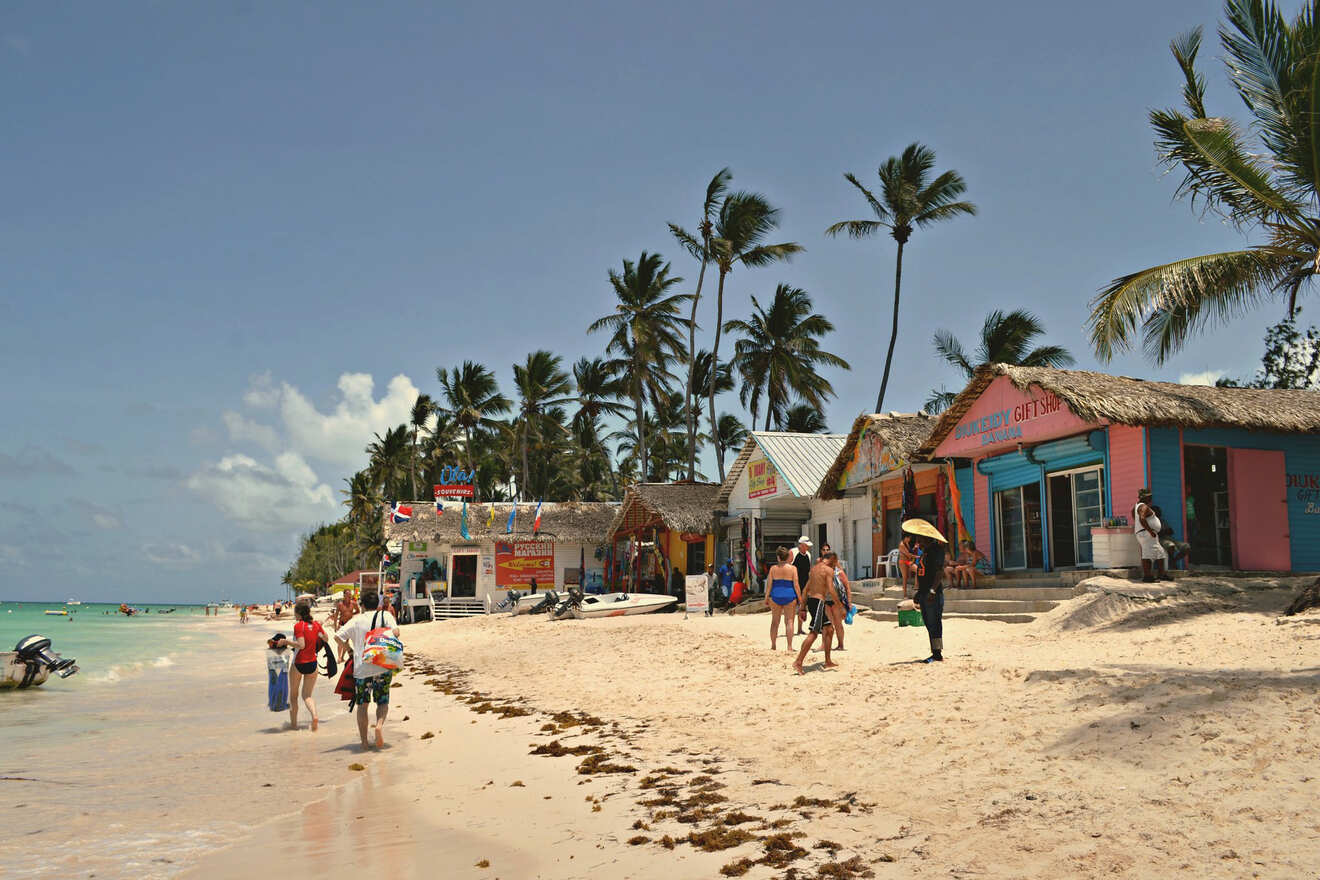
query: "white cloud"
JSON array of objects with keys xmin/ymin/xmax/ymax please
[
  {"xmin": 222, "ymin": 411, "xmax": 280, "ymax": 452},
  {"xmin": 186, "ymin": 452, "xmax": 338, "ymax": 530},
  {"xmin": 242, "ymin": 372, "xmax": 280, "ymax": 409},
  {"xmin": 1179, "ymin": 370, "xmax": 1225, "ymax": 386},
  {"xmin": 91, "ymin": 512, "xmax": 122, "ymax": 530},
  {"xmin": 142, "ymin": 543, "xmax": 202, "ymax": 567},
  {"xmin": 278, "ymin": 372, "xmax": 421, "ymax": 467}
]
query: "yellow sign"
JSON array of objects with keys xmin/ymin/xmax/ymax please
[{"xmin": 748, "ymin": 459, "xmax": 778, "ymax": 499}]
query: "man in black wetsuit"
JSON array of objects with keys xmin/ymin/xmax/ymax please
[{"xmin": 911, "ymin": 528, "xmax": 948, "ymax": 663}]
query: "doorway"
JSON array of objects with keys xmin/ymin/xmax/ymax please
[
  {"xmin": 1048, "ymin": 467, "xmax": 1105, "ymax": 568},
  {"xmin": 1183, "ymin": 446, "xmax": 1231, "ymax": 566},
  {"xmin": 996, "ymin": 484, "xmax": 1044, "ymax": 570},
  {"xmin": 685, "ymin": 539, "xmax": 706, "ymax": 575},
  {"xmin": 451, "ymin": 553, "xmax": 478, "ymax": 597}
]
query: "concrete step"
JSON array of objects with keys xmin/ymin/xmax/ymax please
[
  {"xmin": 863, "ymin": 610, "xmax": 1036, "ymax": 625},
  {"xmin": 859, "ymin": 597, "xmax": 1059, "ymax": 615},
  {"xmin": 853, "ymin": 586, "xmax": 1073, "ymax": 604}
]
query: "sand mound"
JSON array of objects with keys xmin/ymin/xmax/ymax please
[{"xmin": 1035, "ymin": 575, "xmax": 1304, "ymax": 632}]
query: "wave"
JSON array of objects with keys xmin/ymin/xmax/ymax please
[{"xmin": 92, "ymin": 655, "xmax": 175, "ymax": 683}]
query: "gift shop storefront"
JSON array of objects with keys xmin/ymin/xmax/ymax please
[{"xmin": 918, "ymin": 365, "xmax": 1320, "ymax": 573}]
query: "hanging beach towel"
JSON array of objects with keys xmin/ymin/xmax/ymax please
[{"xmin": 266, "ymin": 646, "xmax": 290, "ymax": 712}]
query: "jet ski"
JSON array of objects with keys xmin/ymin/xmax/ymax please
[{"xmin": 2, "ymin": 635, "xmax": 79, "ymax": 688}]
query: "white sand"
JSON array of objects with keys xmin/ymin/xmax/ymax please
[{"xmin": 187, "ymin": 577, "xmax": 1320, "ymax": 878}]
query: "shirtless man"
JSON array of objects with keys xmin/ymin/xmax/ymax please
[
  {"xmin": 333, "ymin": 591, "xmax": 360, "ymax": 629},
  {"xmin": 793, "ymin": 552, "xmax": 840, "ymax": 674}
]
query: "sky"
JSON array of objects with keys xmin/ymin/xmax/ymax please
[{"xmin": 0, "ymin": 0, "xmax": 1297, "ymax": 602}]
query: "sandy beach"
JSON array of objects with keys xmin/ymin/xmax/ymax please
[{"xmin": 174, "ymin": 576, "xmax": 1320, "ymax": 880}]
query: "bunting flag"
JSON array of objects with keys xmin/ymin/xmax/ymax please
[
  {"xmin": 486, "ymin": 503, "xmax": 496, "ymax": 528},
  {"xmin": 435, "ymin": 499, "xmax": 444, "ymax": 516},
  {"xmin": 390, "ymin": 502, "xmax": 412, "ymax": 524},
  {"xmin": 460, "ymin": 500, "xmax": 471, "ymax": 540},
  {"xmin": 532, "ymin": 499, "xmax": 543, "ymax": 535},
  {"xmin": 506, "ymin": 504, "xmax": 517, "ymax": 534}
]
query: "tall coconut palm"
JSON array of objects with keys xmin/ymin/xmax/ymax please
[
  {"xmin": 572, "ymin": 356, "xmax": 628, "ymax": 495},
  {"xmin": 1088, "ymin": 3, "xmax": 1320, "ymax": 362},
  {"xmin": 436, "ymin": 361, "xmax": 511, "ymax": 478},
  {"xmin": 341, "ymin": 470, "xmax": 380, "ymax": 526},
  {"xmin": 408, "ymin": 393, "xmax": 434, "ymax": 500},
  {"xmin": 724, "ymin": 284, "xmax": 850, "ymax": 431},
  {"xmin": 826, "ymin": 143, "xmax": 976, "ymax": 412},
  {"xmin": 512, "ymin": 350, "xmax": 574, "ymax": 499},
  {"xmin": 588, "ymin": 251, "xmax": 690, "ymax": 484},
  {"xmin": 705, "ymin": 193, "xmax": 802, "ymax": 480},
  {"xmin": 924, "ymin": 308, "xmax": 1075, "ymax": 413},
  {"xmin": 715, "ymin": 413, "xmax": 749, "ymax": 457},
  {"xmin": 670, "ymin": 168, "xmax": 732, "ymax": 480},
  {"xmin": 364, "ymin": 424, "xmax": 411, "ymax": 501},
  {"xmin": 783, "ymin": 403, "xmax": 828, "ymax": 434}
]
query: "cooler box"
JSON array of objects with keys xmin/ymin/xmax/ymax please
[{"xmin": 897, "ymin": 608, "xmax": 924, "ymax": 627}]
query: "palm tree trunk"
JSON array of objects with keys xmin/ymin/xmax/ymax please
[
  {"xmin": 765, "ymin": 409, "xmax": 772, "ymax": 431},
  {"xmin": 708, "ymin": 269, "xmax": 728, "ymax": 482},
  {"xmin": 464, "ymin": 426, "xmax": 475, "ymax": 480},
  {"xmin": 411, "ymin": 429, "xmax": 418, "ymax": 500},
  {"xmin": 634, "ymin": 375, "xmax": 647, "ymax": 483},
  {"xmin": 520, "ymin": 419, "xmax": 530, "ymax": 502},
  {"xmin": 685, "ymin": 251, "xmax": 709, "ymax": 481},
  {"xmin": 876, "ymin": 241, "xmax": 905, "ymax": 413}
]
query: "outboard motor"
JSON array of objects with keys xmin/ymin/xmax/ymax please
[{"xmin": 14, "ymin": 635, "xmax": 79, "ymax": 686}]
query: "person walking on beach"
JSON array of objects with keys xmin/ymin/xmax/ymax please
[
  {"xmin": 791, "ymin": 537, "xmax": 812, "ymax": 636},
  {"xmin": 820, "ymin": 543, "xmax": 850, "ymax": 651},
  {"xmin": 334, "ymin": 588, "xmax": 400, "ymax": 750},
  {"xmin": 1134, "ymin": 489, "xmax": 1172, "ymax": 583},
  {"xmin": 793, "ymin": 552, "xmax": 839, "ymax": 674},
  {"xmin": 907, "ymin": 520, "xmax": 948, "ymax": 663},
  {"xmin": 333, "ymin": 590, "xmax": 359, "ymax": 629},
  {"xmin": 764, "ymin": 547, "xmax": 803, "ymax": 650},
  {"xmin": 270, "ymin": 601, "xmax": 330, "ymax": 731}
]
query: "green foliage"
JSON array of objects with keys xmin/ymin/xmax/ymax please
[
  {"xmin": 924, "ymin": 309, "xmax": 1074, "ymax": 413},
  {"xmin": 1216, "ymin": 308, "xmax": 1320, "ymax": 388}
]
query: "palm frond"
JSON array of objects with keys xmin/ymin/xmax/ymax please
[
  {"xmin": 1171, "ymin": 27, "xmax": 1208, "ymax": 117},
  {"xmin": 841, "ymin": 172, "xmax": 890, "ymax": 221},
  {"xmin": 932, "ymin": 329, "xmax": 974, "ymax": 377},
  {"xmin": 667, "ymin": 223, "xmax": 705, "ymax": 261},
  {"xmin": 824, "ymin": 219, "xmax": 886, "ymax": 239},
  {"xmin": 738, "ymin": 242, "xmax": 805, "ymax": 267},
  {"xmin": 1221, "ymin": 0, "xmax": 1293, "ymax": 157}
]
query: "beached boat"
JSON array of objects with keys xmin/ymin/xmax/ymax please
[
  {"xmin": 1, "ymin": 636, "xmax": 78, "ymax": 689},
  {"xmin": 571, "ymin": 592, "xmax": 677, "ymax": 619}
]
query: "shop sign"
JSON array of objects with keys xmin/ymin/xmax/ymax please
[
  {"xmin": 935, "ymin": 375, "xmax": 1095, "ymax": 457},
  {"xmin": 434, "ymin": 466, "xmax": 475, "ymax": 500},
  {"xmin": 494, "ymin": 540, "xmax": 555, "ymax": 586},
  {"xmin": 1289, "ymin": 472, "xmax": 1320, "ymax": 514},
  {"xmin": 748, "ymin": 459, "xmax": 779, "ymax": 498},
  {"xmin": 684, "ymin": 574, "xmax": 709, "ymax": 614}
]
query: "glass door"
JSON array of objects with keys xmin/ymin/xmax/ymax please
[
  {"xmin": 997, "ymin": 488, "xmax": 1027, "ymax": 570},
  {"xmin": 1072, "ymin": 469, "xmax": 1104, "ymax": 566}
]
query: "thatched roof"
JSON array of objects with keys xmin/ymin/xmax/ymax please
[
  {"xmin": 608, "ymin": 482, "xmax": 721, "ymax": 537},
  {"xmin": 917, "ymin": 363, "xmax": 1320, "ymax": 457},
  {"xmin": 817, "ymin": 413, "xmax": 936, "ymax": 499},
  {"xmin": 383, "ymin": 501, "xmax": 619, "ymax": 546},
  {"xmin": 718, "ymin": 432, "xmax": 849, "ymax": 504}
]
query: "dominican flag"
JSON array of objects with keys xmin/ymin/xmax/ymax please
[
  {"xmin": 460, "ymin": 500, "xmax": 471, "ymax": 540},
  {"xmin": 391, "ymin": 502, "xmax": 412, "ymax": 523},
  {"xmin": 435, "ymin": 499, "xmax": 445, "ymax": 516},
  {"xmin": 506, "ymin": 504, "xmax": 516, "ymax": 534},
  {"xmin": 532, "ymin": 500, "xmax": 543, "ymax": 535}
]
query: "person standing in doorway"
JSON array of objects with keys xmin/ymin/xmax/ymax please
[
  {"xmin": 1134, "ymin": 489, "xmax": 1172, "ymax": 583},
  {"xmin": 906, "ymin": 520, "xmax": 949, "ymax": 663},
  {"xmin": 791, "ymin": 537, "xmax": 812, "ymax": 635}
]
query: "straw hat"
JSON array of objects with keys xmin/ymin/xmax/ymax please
[{"xmin": 901, "ymin": 518, "xmax": 948, "ymax": 543}]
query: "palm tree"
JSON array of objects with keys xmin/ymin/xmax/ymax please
[
  {"xmin": 588, "ymin": 251, "xmax": 691, "ymax": 484},
  {"xmin": 670, "ymin": 168, "xmax": 732, "ymax": 480},
  {"xmin": 783, "ymin": 403, "xmax": 828, "ymax": 434},
  {"xmin": 572, "ymin": 356, "xmax": 628, "ymax": 495},
  {"xmin": 715, "ymin": 413, "xmax": 748, "ymax": 456},
  {"xmin": 341, "ymin": 470, "xmax": 380, "ymax": 525},
  {"xmin": 436, "ymin": 361, "xmax": 512, "ymax": 478},
  {"xmin": 512, "ymin": 350, "xmax": 574, "ymax": 499},
  {"xmin": 1088, "ymin": 5, "xmax": 1320, "ymax": 362},
  {"xmin": 826, "ymin": 143, "xmax": 976, "ymax": 412},
  {"xmin": 690, "ymin": 348, "xmax": 735, "ymax": 406},
  {"xmin": 408, "ymin": 393, "xmax": 434, "ymax": 500},
  {"xmin": 924, "ymin": 309, "xmax": 1075, "ymax": 413},
  {"xmin": 364, "ymin": 424, "xmax": 411, "ymax": 501},
  {"xmin": 705, "ymin": 193, "xmax": 803, "ymax": 480},
  {"xmin": 724, "ymin": 284, "xmax": 850, "ymax": 430}
]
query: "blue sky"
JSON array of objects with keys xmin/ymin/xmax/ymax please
[{"xmin": 0, "ymin": 0, "xmax": 1290, "ymax": 602}]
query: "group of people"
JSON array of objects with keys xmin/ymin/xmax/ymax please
[
  {"xmin": 896, "ymin": 535, "xmax": 987, "ymax": 596},
  {"xmin": 268, "ymin": 586, "xmax": 401, "ymax": 751}
]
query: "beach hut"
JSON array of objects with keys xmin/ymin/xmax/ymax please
[
  {"xmin": 383, "ymin": 501, "xmax": 620, "ymax": 616},
  {"xmin": 717, "ymin": 431, "xmax": 848, "ymax": 579},
  {"xmin": 606, "ymin": 483, "xmax": 721, "ymax": 592},
  {"xmin": 815, "ymin": 413, "xmax": 966, "ymax": 579},
  {"xmin": 915, "ymin": 364, "xmax": 1320, "ymax": 573}
]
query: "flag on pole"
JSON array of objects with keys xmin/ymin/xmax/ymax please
[
  {"xmin": 435, "ymin": 499, "xmax": 444, "ymax": 516},
  {"xmin": 532, "ymin": 499, "xmax": 543, "ymax": 535},
  {"xmin": 390, "ymin": 502, "xmax": 412, "ymax": 524},
  {"xmin": 506, "ymin": 503, "xmax": 516, "ymax": 534},
  {"xmin": 460, "ymin": 500, "xmax": 471, "ymax": 540}
]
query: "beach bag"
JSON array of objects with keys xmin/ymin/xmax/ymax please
[{"xmin": 362, "ymin": 611, "xmax": 404, "ymax": 670}]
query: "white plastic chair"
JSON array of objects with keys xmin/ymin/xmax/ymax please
[{"xmin": 880, "ymin": 550, "xmax": 901, "ymax": 579}]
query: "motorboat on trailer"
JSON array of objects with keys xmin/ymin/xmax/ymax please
[
  {"xmin": 1, "ymin": 635, "xmax": 79, "ymax": 689},
  {"xmin": 571, "ymin": 591, "xmax": 677, "ymax": 619}
]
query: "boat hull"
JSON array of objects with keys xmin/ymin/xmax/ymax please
[
  {"xmin": 571, "ymin": 593, "xmax": 677, "ymax": 619},
  {"xmin": 0, "ymin": 652, "xmax": 52, "ymax": 689}
]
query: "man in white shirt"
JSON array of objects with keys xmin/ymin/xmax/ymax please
[{"xmin": 335, "ymin": 588, "xmax": 400, "ymax": 750}]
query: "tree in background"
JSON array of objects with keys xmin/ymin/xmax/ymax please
[
  {"xmin": 705, "ymin": 193, "xmax": 803, "ymax": 481},
  {"xmin": 1217, "ymin": 308, "xmax": 1320, "ymax": 389},
  {"xmin": 589, "ymin": 251, "xmax": 691, "ymax": 484},
  {"xmin": 715, "ymin": 413, "xmax": 749, "ymax": 458},
  {"xmin": 364, "ymin": 424, "xmax": 411, "ymax": 502},
  {"xmin": 408, "ymin": 393, "xmax": 434, "ymax": 500},
  {"xmin": 1089, "ymin": 3, "xmax": 1320, "ymax": 362},
  {"xmin": 923, "ymin": 308, "xmax": 1074, "ymax": 413},
  {"xmin": 826, "ymin": 143, "xmax": 976, "ymax": 412},
  {"xmin": 436, "ymin": 361, "xmax": 512, "ymax": 478},
  {"xmin": 724, "ymin": 284, "xmax": 849, "ymax": 430},
  {"xmin": 783, "ymin": 403, "xmax": 828, "ymax": 434},
  {"xmin": 670, "ymin": 168, "xmax": 732, "ymax": 480},
  {"xmin": 512, "ymin": 350, "xmax": 574, "ymax": 500}
]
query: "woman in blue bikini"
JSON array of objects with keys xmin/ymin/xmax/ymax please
[{"xmin": 763, "ymin": 546, "xmax": 802, "ymax": 651}]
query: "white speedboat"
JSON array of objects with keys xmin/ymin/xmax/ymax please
[
  {"xmin": 571, "ymin": 592, "xmax": 677, "ymax": 619},
  {"xmin": 65, "ymin": 598, "xmax": 81, "ymax": 606},
  {"xmin": 1, "ymin": 636, "xmax": 78, "ymax": 689}
]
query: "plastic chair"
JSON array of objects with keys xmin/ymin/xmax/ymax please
[{"xmin": 882, "ymin": 549, "xmax": 901, "ymax": 579}]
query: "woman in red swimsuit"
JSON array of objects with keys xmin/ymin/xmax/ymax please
[{"xmin": 289, "ymin": 601, "xmax": 328, "ymax": 731}]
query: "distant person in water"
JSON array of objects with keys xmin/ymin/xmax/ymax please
[
  {"xmin": 764, "ymin": 546, "xmax": 802, "ymax": 650},
  {"xmin": 335, "ymin": 588, "xmax": 399, "ymax": 750}
]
